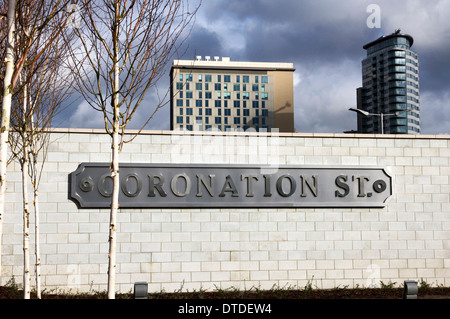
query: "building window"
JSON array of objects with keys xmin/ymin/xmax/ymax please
[
  {"xmin": 255, "ymin": 76, "xmax": 259, "ymax": 83},
  {"xmin": 262, "ymin": 93, "xmax": 268, "ymax": 100},
  {"xmin": 234, "ymin": 117, "xmax": 240, "ymax": 124},
  {"xmin": 234, "ymin": 101, "xmax": 240, "ymax": 108},
  {"xmin": 176, "ymin": 82, "xmax": 183, "ymax": 90},
  {"xmin": 215, "ymin": 83, "xmax": 221, "ymax": 91},
  {"xmin": 186, "ymin": 108, "xmax": 193, "ymax": 115},
  {"xmin": 262, "ymin": 76, "xmax": 268, "ymax": 83},
  {"xmin": 196, "ymin": 83, "xmax": 202, "ymax": 90},
  {"xmin": 236, "ymin": 75, "xmax": 240, "ymax": 83},
  {"xmin": 252, "ymin": 101, "xmax": 259, "ymax": 108},
  {"xmin": 233, "ymin": 84, "xmax": 240, "ymax": 91},
  {"xmin": 215, "ymin": 117, "xmax": 221, "ymax": 124},
  {"xmin": 224, "ymin": 92, "xmax": 231, "ymax": 99},
  {"xmin": 205, "ymin": 75, "xmax": 212, "ymax": 82},
  {"xmin": 252, "ymin": 84, "xmax": 259, "ymax": 91},
  {"xmin": 243, "ymin": 92, "xmax": 249, "ymax": 100},
  {"xmin": 224, "ymin": 75, "xmax": 231, "ymax": 82},
  {"xmin": 215, "ymin": 100, "xmax": 221, "ymax": 107},
  {"xmin": 176, "ymin": 99, "xmax": 183, "ymax": 107},
  {"xmin": 243, "ymin": 76, "xmax": 249, "ymax": 83},
  {"xmin": 206, "ymin": 109, "xmax": 212, "ymax": 115},
  {"xmin": 176, "ymin": 116, "xmax": 183, "ymax": 123},
  {"xmin": 205, "ymin": 92, "xmax": 212, "ymax": 99},
  {"xmin": 186, "ymin": 91, "xmax": 193, "ymax": 99},
  {"xmin": 195, "ymin": 100, "xmax": 202, "ymax": 107}
]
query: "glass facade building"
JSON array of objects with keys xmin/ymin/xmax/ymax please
[
  {"xmin": 357, "ymin": 32, "xmax": 420, "ymax": 134},
  {"xmin": 170, "ymin": 57, "xmax": 295, "ymax": 132}
]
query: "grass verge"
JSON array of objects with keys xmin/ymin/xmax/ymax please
[{"xmin": 1, "ymin": 277, "xmax": 449, "ymax": 299}]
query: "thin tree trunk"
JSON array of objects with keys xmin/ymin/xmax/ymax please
[
  {"xmin": 21, "ymin": 82, "xmax": 31, "ymax": 299},
  {"xmin": 30, "ymin": 112, "xmax": 42, "ymax": 299},
  {"xmin": 107, "ymin": 1, "xmax": 120, "ymax": 299},
  {"xmin": 107, "ymin": 128, "xmax": 119, "ymax": 299},
  {"xmin": 0, "ymin": 0, "xmax": 16, "ymax": 277},
  {"xmin": 21, "ymin": 155, "xmax": 31, "ymax": 299},
  {"xmin": 33, "ymin": 188, "xmax": 41, "ymax": 299}
]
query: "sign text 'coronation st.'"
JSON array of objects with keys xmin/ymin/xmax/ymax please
[{"xmin": 69, "ymin": 163, "xmax": 393, "ymax": 208}]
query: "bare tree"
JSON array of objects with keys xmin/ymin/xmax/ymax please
[
  {"xmin": 0, "ymin": 0, "xmax": 16, "ymax": 280},
  {"xmin": 2, "ymin": 0, "xmax": 75, "ymax": 297},
  {"xmin": 9, "ymin": 37, "xmax": 72, "ymax": 299},
  {"xmin": 67, "ymin": 0, "xmax": 200, "ymax": 298}
]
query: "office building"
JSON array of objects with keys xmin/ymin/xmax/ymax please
[
  {"xmin": 356, "ymin": 31, "xmax": 420, "ymax": 134},
  {"xmin": 170, "ymin": 57, "xmax": 295, "ymax": 132}
]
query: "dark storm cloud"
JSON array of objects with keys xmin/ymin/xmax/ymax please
[
  {"xmin": 176, "ymin": 25, "xmax": 225, "ymax": 60},
  {"xmin": 202, "ymin": 0, "xmax": 375, "ymax": 64},
  {"xmin": 64, "ymin": 0, "xmax": 450, "ymax": 134},
  {"xmin": 419, "ymin": 47, "xmax": 450, "ymax": 93}
]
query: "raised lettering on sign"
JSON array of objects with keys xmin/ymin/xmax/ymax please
[{"xmin": 69, "ymin": 163, "xmax": 393, "ymax": 208}]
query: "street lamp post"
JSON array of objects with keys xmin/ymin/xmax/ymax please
[{"xmin": 348, "ymin": 107, "xmax": 411, "ymax": 134}]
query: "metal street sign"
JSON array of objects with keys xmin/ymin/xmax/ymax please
[{"xmin": 69, "ymin": 163, "xmax": 393, "ymax": 209}]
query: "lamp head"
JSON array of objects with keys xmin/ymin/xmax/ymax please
[{"xmin": 349, "ymin": 108, "xmax": 370, "ymax": 116}]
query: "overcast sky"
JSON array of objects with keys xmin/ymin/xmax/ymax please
[{"xmin": 62, "ymin": 0, "xmax": 450, "ymax": 135}]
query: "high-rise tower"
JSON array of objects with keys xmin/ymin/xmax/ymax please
[
  {"xmin": 170, "ymin": 57, "xmax": 295, "ymax": 132},
  {"xmin": 356, "ymin": 31, "xmax": 420, "ymax": 134}
]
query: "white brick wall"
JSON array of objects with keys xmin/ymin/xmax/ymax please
[{"xmin": 1, "ymin": 129, "xmax": 450, "ymax": 293}]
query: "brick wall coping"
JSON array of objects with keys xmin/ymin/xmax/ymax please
[{"xmin": 48, "ymin": 128, "xmax": 450, "ymax": 140}]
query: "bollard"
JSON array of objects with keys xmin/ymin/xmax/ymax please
[
  {"xmin": 134, "ymin": 282, "xmax": 148, "ymax": 299},
  {"xmin": 403, "ymin": 280, "xmax": 418, "ymax": 299}
]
